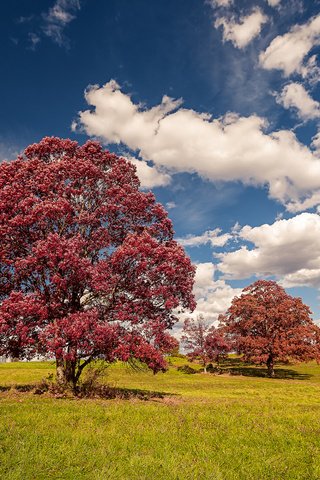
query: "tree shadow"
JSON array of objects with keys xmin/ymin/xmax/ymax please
[
  {"xmin": 0, "ymin": 385, "xmax": 10, "ymax": 392},
  {"xmin": 0, "ymin": 383, "xmax": 38, "ymax": 393},
  {"xmin": 79, "ymin": 385, "xmax": 178, "ymax": 400},
  {"xmin": 221, "ymin": 358, "xmax": 312, "ymax": 380},
  {"xmin": 0, "ymin": 382, "xmax": 177, "ymax": 400}
]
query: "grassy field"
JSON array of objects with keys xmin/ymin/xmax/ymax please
[{"xmin": 1, "ymin": 358, "xmax": 320, "ymax": 480}]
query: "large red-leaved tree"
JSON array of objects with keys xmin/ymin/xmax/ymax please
[
  {"xmin": 0, "ymin": 137, "xmax": 195, "ymax": 388},
  {"xmin": 219, "ymin": 280, "xmax": 320, "ymax": 377},
  {"xmin": 181, "ymin": 315, "xmax": 230, "ymax": 372}
]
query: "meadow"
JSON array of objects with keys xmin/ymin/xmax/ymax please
[{"xmin": 1, "ymin": 358, "xmax": 320, "ymax": 480}]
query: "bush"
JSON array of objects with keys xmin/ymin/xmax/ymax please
[{"xmin": 177, "ymin": 365, "xmax": 198, "ymax": 374}]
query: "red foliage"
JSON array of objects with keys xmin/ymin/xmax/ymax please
[
  {"xmin": 181, "ymin": 315, "xmax": 230, "ymax": 370},
  {"xmin": 205, "ymin": 327, "xmax": 231, "ymax": 364},
  {"xmin": 219, "ymin": 280, "xmax": 320, "ymax": 376},
  {"xmin": 0, "ymin": 137, "xmax": 195, "ymax": 385}
]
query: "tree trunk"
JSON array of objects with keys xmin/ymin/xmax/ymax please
[
  {"xmin": 55, "ymin": 356, "xmax": 93, "ymax": 392},
  {"xmin": 65, "ymin": 359, "xmax": 77, "ymax": 389},
  {"xmin": 203, "ymin": 364, "xmax": 207, "ymax": 373},
  {"xmin": 267, "ymin": 355, "xmax": 275, "ymax": 378},
  {"xmin": 55, "ymin": 358, "xmax": 77, "ymax": 391},
  {"xmin": 56, "ymin": 357, "xmax": 65, "ymax": 385}
]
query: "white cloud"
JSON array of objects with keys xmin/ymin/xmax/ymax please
[
  {"xmin": 190, "ymin": 263, "xmax": 241, "ymax": 323},
  {"xmin": 215, "ymin": 8, "xmax": 268, "ymax": 49},
  {"xmin": 259, "ymin": 15, "xmax": 320, "ymax": 78},
  {"xmin": 299, "ymin": 55, "xmax": 320, "ymax": 85},
  {"xmin": 208, "ymin": 0, "xmax": 233, "ymax": 7},
  {"xmin": 267, "ymin": 0, "xmax": 281, "ymax": 6},
  {"xmin": 16, "ymin": 0, "xmax": 81, "ymax": 48},
  {"xmin": 126, "ymin": 156, "xmax": 171, "ymax": 189},
  {"xmin": 275, "ymin": 83, "xmax": 320, "ymax": 120},
  {"xmin": 218, "ymin": 213, "xmax": 320, "ymax": 288},
  {"xmin": 73, "ymin": 80, "xmax": 320, "ymax": 212},
  {"xmin": 177, "ymin": 228, "xmax": 231, "ymax": 248},
  {"xmin": 282, "ymin": 269, "xmax": 320, "ymax": 288},
  {"xmin": 231, "ymin": 221, "xmax": 241, "ymax": 235},
  {"xmin": 174, "ymin": 262, "xmax": 241, "ymax": 335},
  {"xmin": 42, "ymin": 0, "xmax": 80, "ymax": 46},
  {"xmin": 165, "ymin": 201, "xmax": 176, "ymax": 210}
]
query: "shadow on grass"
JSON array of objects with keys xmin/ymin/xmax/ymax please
[
  {"xmin": 79, "ymin": 385, "xmax": 177, "ymax": 400},
  {"xmin": 221, "ymin": 358, "xmax": 312, "ymax": 380},
  {"xmin": 176, "ymin": 357, "xmax": 313, "ymax": 380},
  {"xmin": 0, "ymin": 382, "xmax": 176, "ymax": 400},
  {"xmin": 227, "ymin": 366, "xmax": 312, "ymax": 380},
  {"xmin": 0, "ymin": 384, "xmax": 36, "ymax": 393}
]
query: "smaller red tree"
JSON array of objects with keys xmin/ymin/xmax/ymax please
[
  {"xmin": 205, "ymin": 327, "xmax": 231, "ymax": 365},
  {"xmin": 219, "ymin": 280, "xmax": 320, "ymax": 377},
  {"xmin": 181, "ymin": 315, "xmax": 230, "ymax": 372},
  {"xmin": 163, "ymin": 335, "xmax": 180, "ymax": 356}
]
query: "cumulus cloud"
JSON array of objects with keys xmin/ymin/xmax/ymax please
[
  {"xmin": 267, "ymin": 0, "xmax": 281, "ymax": 6},
  {"xmin": 73, "ymin": 80, "xmax": 320, "ymax": 211},
  {"xmin": 215, "ymin": 8, "xmax": 268, "ymax": 49},
  {"xmin": 42, "ymin": 0, "xmax": 81, "ymax": 46},
  {"xmin": 126, "ymin": 156, "xmax": 171, "ymax": 189},
  {"xmin": 174, "ymin": 263, "xmax": 241, "ymax": 336},
  {"xmin": 177, "ymin": 228, "xmax": 231, "ymax": 248},
  {"xmin": 259, "ymin": 15, "xmax": 320, "ymax": 78},
  {"xmin": 189, "ymin": 263, "xmax": 241, "ymax": 323},
  {"xmin": 275, "ymin": 83, "xmax": 320, "ymax": 120},
  {"xmin": 218, "ymin": 213, "xmax": 320, "ymax": 288}
]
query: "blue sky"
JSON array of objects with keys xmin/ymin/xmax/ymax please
[{"xmin": 2, "ymin": 0, "xmax": 320, "ymax": 324}]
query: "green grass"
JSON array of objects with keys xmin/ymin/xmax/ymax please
[{"xmin": 1, "ymin": 359, "xmax": 320, "ymax": 479}]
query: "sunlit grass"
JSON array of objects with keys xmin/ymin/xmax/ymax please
[{"xmin": 1, "ymin": 358, "xmax": 320, "ymax": 479}]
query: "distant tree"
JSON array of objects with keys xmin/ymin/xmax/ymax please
[
  {"xmin": 0, "ymin": 137, "xmax": 195, "ymax": 389},
  {"xmin": 219, "ymin": 280, "xmax": 320, "ymax": 377},
  {"xmin": 181, "ymin": 315, "xmax": 230, "ymax": 372}
]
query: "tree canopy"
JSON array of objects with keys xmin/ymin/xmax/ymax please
[
  {"xmin": 0, "ymin": 137, "xmax": 195, "ymax": 387},
  {"xmin": 219, "ymin": 280, "xmax": 320, "ymax": 377}
]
